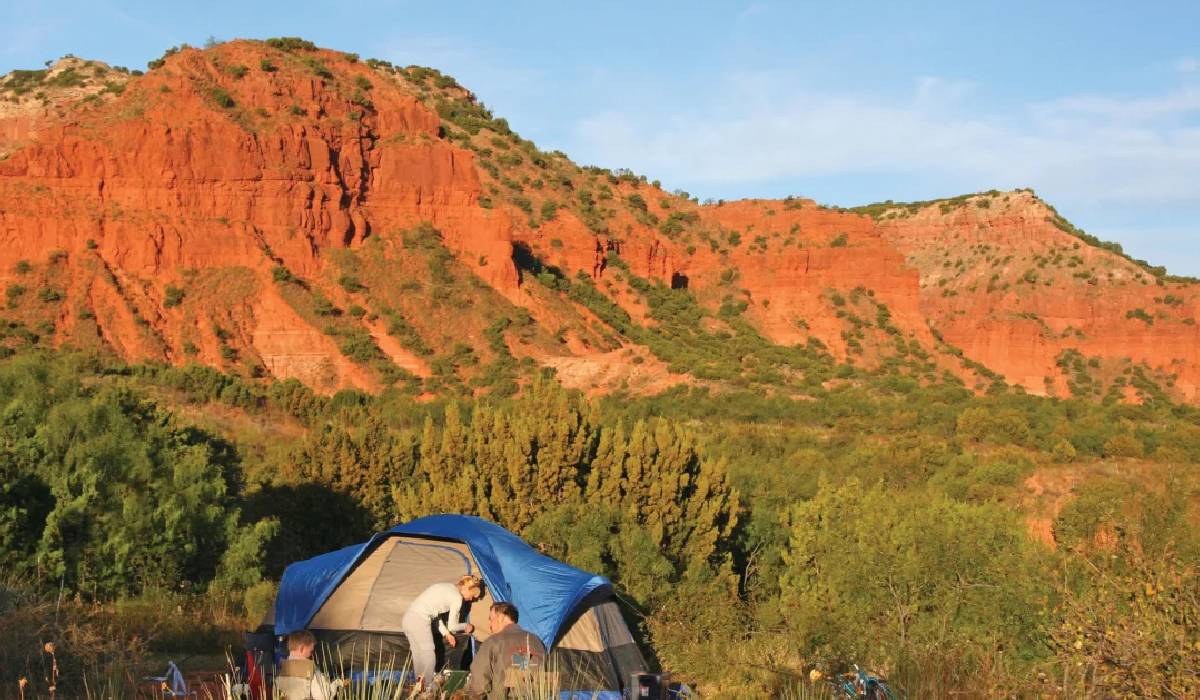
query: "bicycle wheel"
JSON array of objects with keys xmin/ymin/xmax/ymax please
[
  {"xmin": 866, "ymin": 679, "xmax": 898, "ymax": 700},
  {"xmin": 825, "ymin": 677, "xmax": 857, "ymax": 699}
]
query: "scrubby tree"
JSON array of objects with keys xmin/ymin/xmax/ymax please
[
  {"xmin": 0, "ymin": 355, "xmax": 266, "ymax": 595},
  {"xmin": 781, "ymin": 479, "xmax": 1049, "ymax": 681}
]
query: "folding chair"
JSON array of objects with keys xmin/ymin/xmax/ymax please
[{"xmin": 145, "ymin": 661, "xmax": 197, "ymax": 699}]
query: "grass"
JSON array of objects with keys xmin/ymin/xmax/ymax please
[
  {"xmin": 2, "ymin": 578, "xmax": 603, "ymax": 700},
  {"xmin": 1, "ymin": 579, "xmax": 242, "ymax": 699},
  {"xmin": 777, "ymin": 682, "xmax": 836, "ymax": 699}
]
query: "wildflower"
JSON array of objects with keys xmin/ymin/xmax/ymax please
[
  {"xmin": 809, "ymin": 669, "xmax": 823, "ymax": 683},
  {"xmin": 43, "ymin": 642, "xmax": 56, "ymax": 654}
]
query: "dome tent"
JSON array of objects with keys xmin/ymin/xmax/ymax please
[{"xmin": 267, "ymin": 514, "xmax": 646, "ymax": 694}]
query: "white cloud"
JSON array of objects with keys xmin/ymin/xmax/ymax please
[
  {"xmin": 736, "ymin": 3, "xmax": 769, "ymax": 23},
  {"xmin": 913, "ymin": 75, "xmax": 976, "ymax": 105},
  {"xmin": 568, "ymin": 73, "xmax": 1200, "ymax": 208},
  {"xmin": 1036, "ymin": 88, "xmax": 1200, "ymax": 123}
]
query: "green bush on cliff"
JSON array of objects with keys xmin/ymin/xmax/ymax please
[
  {"xmin": 210, "ymin": 87, "xmax": 235, "ymax": 109},
  {"xmin": 265, "ymin": 37, "xmax": 317, "ymax": 52}
]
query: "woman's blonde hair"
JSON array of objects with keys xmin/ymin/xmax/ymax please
[{"xmin": 457, "ymin": 574, "xmax": 484, "ymax": 594}]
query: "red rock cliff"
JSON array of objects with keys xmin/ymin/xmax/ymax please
[{"xmin": 1, "ymin": 42, "xmax": 1195, "ymax": 401}]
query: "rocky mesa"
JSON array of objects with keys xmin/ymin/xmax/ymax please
[{"xmin": 0, "ymin": 39, "xmax": 1195, "ymax": 401}]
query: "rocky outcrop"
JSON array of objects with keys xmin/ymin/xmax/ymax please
[
  {"xmin": 874, "ymin": 192, "xmax": 1200, "ymax": 400},
  {"xmin": 0, "ymin": 42, "xmax": 515, "ymax": 388},
  {"xmin": 1, "ymin": 42, "xmax": 1195, "ymax": 401}
]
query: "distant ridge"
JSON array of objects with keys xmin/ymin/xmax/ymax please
[{"xmin": 0, "ymin": 38, "xmax": 1196, "ymax": 402}]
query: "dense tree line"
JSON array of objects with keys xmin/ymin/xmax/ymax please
[{"xmin": 1, "ymin": 351, "xmax": 1198, "ymax": 696}]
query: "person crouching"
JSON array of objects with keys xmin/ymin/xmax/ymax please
[{"xmin": 402, "ymin": 575, "xmax": 485, "ymax": 689}]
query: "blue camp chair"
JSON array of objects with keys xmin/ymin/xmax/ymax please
[{"xmin": 145, "ymin": 660, "xmax": 196, "ymax": 698}]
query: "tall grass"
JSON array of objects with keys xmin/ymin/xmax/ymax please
[
  {"xmin": 3, "ymin": 579, "xmax": 610, "ymax": 700},
  {"xmin": 1, "ymin": 579, "xmax": 241, "ymax": 700}
]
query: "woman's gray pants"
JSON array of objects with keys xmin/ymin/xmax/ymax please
[{"xmin": 402, "ymin": 612, "xmax": 437, "ymax": 683}]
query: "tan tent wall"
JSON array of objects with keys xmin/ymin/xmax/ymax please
[
  {"xmin": 309, "ymin": 536, "xmax": 495, "ymax": 640},
  {"xmin": 550, "ymin": 599, "xmax": 646, "ymax": 690},
  {"xmin": 556, "ymin": 606, "xmax": 603, "ymax": 652}
]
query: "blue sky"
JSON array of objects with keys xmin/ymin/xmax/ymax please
[{"xmin": 4, "ymin": 1, "xmax": 1199, "ymax": 275}]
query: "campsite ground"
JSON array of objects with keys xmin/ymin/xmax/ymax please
[{"xmin": 0, "ymin": 583, "xmax": 242, "ymax": 699}]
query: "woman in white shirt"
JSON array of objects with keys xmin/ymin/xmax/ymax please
[{"xmin": 402, "ymin": 574, "xmax": 484, "ymax": 688}]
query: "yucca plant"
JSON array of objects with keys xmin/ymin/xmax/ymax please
[
  {"xmin": 219, "ymin": 640, "xmax": 417, "ymax": 700},
  {"xmin": 506, "ymin": 658, "xmax": 602, "ymax": 700}
]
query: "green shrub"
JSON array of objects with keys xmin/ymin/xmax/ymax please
[
  {"xmin": 163, "ymin": 285, "xmax": 185, "ymax": 308},
  {"xmin": 338, "ymin": 331, "xmax": 383, "ymax": 364},
  {"xmin": 0, "ymin": 358, "xmax": 258, "ymax": 594},
  {"xmin": 338, "ymin": 274, "xmax": 365, "ymax": 293},
  {"xmin": 783, "ymin": 480, "xmax": 1048, "ymax": 677},
  {"xmin": 146, "ymin": 45, "xmax": 184, "ymax": 70},
  {"xmin": 265, "ymin": 37, "xmax": 317, "ymax": 52},
  {"xmin": 659, "ymin": 211, "xmax": 698, "ymax": 238},
  {"xmin": 210, "ymin": 87, "xmax": 235, "ymax": 109},
  {"xmin": 1103, "ymin": 433, "xmax": 1144, "ymax": 458},
  {"xmin": 313, "ymin": 295, "xmax": 338, "ymax": 316},
  {"xmin": 1125, "ymin": 308, "xmax": 1153, "ymax": 325},
  {"xmin": 830, "ymin": 232, "xmax": 849, "ymax": 247},
  {"xmin": 1052, "ymin": 439, "xmax": 1077, "ymax": 463},
  {"xmin": 1051, "ymin": 549, "xmax": 1200, "ymax": 698},
  {"xmin": 271, "ymin": 266, "xmax": 295, "ymax": 283},
  {"xmin": 1052, "ymin": 480, "xmax": 1128, "ymax": 548},
  {"xmin": 350, "ymin": 89, "xmax": 373, "ymax": 110},
  {"xmin": 302, "ymin": 57, "xmax": 332, "ymax": 79},
  {"xmin": 3, "ymin": 284, "xmax": 24, "ymax": 307}
]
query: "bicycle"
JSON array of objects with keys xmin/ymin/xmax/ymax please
[{"xmin": 823, "ymin": 664, "xmax": 899, "ymax": 700}]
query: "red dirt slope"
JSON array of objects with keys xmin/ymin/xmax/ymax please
[{"xmin": 1, "ymin": 41, "xmax": 1195, "ymax": 401}]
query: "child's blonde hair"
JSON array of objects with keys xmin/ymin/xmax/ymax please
[
  {"xmin": 287, "ymin": 630, "xmax": 316, "ymax": 652},
  {"xmin": 458, "ymin": 574, "xmax": 484, "ymax": 595}
]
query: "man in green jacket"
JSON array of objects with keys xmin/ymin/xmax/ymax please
[{"xmin": 465, "ymin": 602, "xmax": 548, "ymax": 700}]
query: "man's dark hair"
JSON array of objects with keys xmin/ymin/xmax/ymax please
[{"xmin": 492, "ymin": 601, "xmax": 519, "ymax": 623}]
